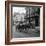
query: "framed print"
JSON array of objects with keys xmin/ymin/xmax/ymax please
[{"xmin": 5, "ymin": 1, "xmax": 45, "ymax": 45}]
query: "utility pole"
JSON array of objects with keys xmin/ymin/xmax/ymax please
[{"xmin": 29, "ymin": 8, "xmax": 31, "ymax": 24}]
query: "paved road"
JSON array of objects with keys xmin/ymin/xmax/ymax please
[{"xmin": 12, "ymin": 29, "xmax": 40, "ymax": 38}]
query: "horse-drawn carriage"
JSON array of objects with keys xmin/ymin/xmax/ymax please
[{"xmin": 16, "ymin": 21, "xmax": 35, "ymax": 33}]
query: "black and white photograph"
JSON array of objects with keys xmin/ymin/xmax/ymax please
[
  {"xmin": 11, "ymin": 6, "xmax": 40, "ymax": 38},
  {"xmin": 5, "ymin": 1, "xmax": 45, "ymax": 44}
]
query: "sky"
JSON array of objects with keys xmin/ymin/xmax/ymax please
[{"xmin": 13, "ymin": 7, "xmax": 26, "ymax": 14}]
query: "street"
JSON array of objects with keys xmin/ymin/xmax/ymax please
[{"xmin": 12, "ymin": 28, "xmax": 40, "ymax": 38}]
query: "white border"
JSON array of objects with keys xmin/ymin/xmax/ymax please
[{"xmin": 9, "ymin": 3, "xmax": 43, "ymax": 42}]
